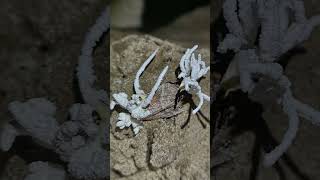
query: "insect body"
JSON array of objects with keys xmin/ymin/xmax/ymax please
[{"xmin": 111, "ymin": 48, "xmax": 169, "ymax": 135}]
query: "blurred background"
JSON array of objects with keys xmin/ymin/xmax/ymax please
[
  {"xmin": 211, "ymin": 0, "xmax": 320, "ymax": 180},
  {"xmin": 0, "ymin": 0, "xmax": 109, "ymax": 179},
  {"xmin": 111, "ymin": 0, "xmax": 210, "ymax": 48}
]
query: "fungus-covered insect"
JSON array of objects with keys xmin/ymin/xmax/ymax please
[
  {"xmin": 111, "ymin": 48, "xmax": 179, "ymax": 135},
  {"xmin": 111, "ymin": 45, "xmax": 210, "ymax": 135}
]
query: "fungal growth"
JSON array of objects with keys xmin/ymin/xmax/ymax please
[
  {"xmin": 0, "ymin": 6, "xmax": 109, "ymax": 179},
  {"xmin": 217, "ymin": 0, "xmax": 320, "ymax": 166},
  {"xmin": 178, "ymin": 45, "xmax": 210, "ymax": 114},
  {"xmin": 111, "ymin": 49, "xmax": 169, "ymax": 135}
]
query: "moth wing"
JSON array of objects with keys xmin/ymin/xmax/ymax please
[{"xmin": 144, "ymin": 83, "xmax": 183, "ymax": 121}]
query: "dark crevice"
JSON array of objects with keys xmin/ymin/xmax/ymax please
[{"xmin": 9, "ymin": 136, "xmax": 65, "ymax": 166}]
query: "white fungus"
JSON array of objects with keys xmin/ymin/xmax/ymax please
[
  {"xmin": 77, "ymin": 7, "xmax": 110, "ymax": 107},
  {"xmin": 5, "ymin": 6, "xmax": 110, "ymax": 179},
  {"xmin": 220, "ymin": 0, "xmax": 320, "ymax": 166},
  {"xmin": 111, "ymin": 49, "xmax": 169, "ymax": 135},
  {"xmin": 178, "ymin": 45, "xmax": 210, "ymax": 114}
]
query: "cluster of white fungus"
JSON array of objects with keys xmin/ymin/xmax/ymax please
[
  {"xmin": 111, "ymin": 49, "xmax": 169, "ymax": 135},
  {"xmin": 178, "ymin": 45, "xmax": 210, "ymax": 114},
  {"xmin": 220, "ymin": 0, "xmax": 320, "ymax": 166}
]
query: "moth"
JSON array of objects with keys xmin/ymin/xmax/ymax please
[{"xmin": 136, "ymin": 82, "xmax": 185, "ymax": 122}]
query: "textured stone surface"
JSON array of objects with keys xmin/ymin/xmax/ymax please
[{"xmin": 150, "ymin": 123, "xmax": 179, "ymax": 168}]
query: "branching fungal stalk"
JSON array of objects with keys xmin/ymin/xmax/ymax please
[
  {"xmin": 219, "ymin": 0, "xmax": 320, "ymax": 166},
  {"xmin": 77, "ymin": 7, "xmax": 110, "ymax": 107},
  {"xmin": 178, "ymin": 45, "xmax": 210, "ymax": 114},
  {"xmin": 111, "ymin": 49, "xmax": 169, "ymax": 135}
]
